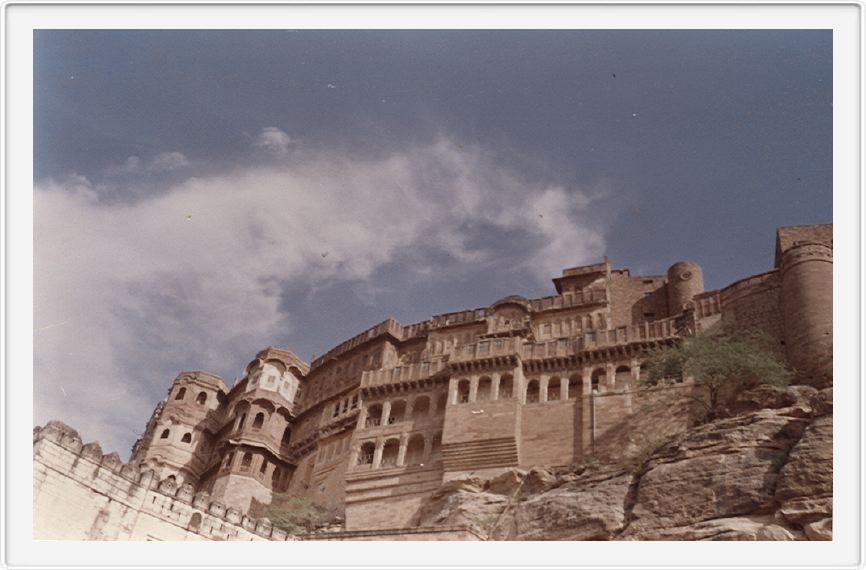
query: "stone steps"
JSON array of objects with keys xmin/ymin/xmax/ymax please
[{"xmin": 441, "ymin": 438, "xmax": 519, "ymax": 471}]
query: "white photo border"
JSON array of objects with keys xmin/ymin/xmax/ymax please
[{"xmin": 3, "ymin": 2, "xmax": 861, "ymax": 569}]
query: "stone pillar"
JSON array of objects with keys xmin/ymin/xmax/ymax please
[
  {"xmin": 397, "ymin": 434, "xmax": 408, "ymax": 467},
  {"xmin": 348, "ymin": 445, "xmax": 360, "ymax": 470},
  {"xmin": 540, "ymin": 374, "xmax": 549, "ymax": 403},
  {"xmin": 469, "ymin": 377, "xmax": 478, "ymax": 403},
  {"xmin": 356, "ymin": 406, "xmax": 368, "ymax": 430},
  {"xmin": 372, "ymin": 439, "xmax": 384, "ymax": 469},
  {"xmin": 491, "ymin": 373, "xmax": 500, "ymax": 401},
  {"xmin": 423, "ymin": 436, "xmax": 432, "ymax": 463},
  {"xmin": 605, "ymin": 363, "xmax": 616, "ymax": 392},
  {"xmin": 630, "ymin": 358, "xmax": 641, "ymax": 385},
  {"xmin": 381, "ymin": 401, "xmax": 391, "ymax": 426},
  {"xmin": 561, "ymin": 374, "xmax": 570, "ymax": 400},
  {"xmin": 582, "ymin": 367, "xmax": 592, "ymax": 394}
]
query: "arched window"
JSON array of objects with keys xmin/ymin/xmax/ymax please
[
  {"xmin": 389, "ymin": 400, "xmax": 406, "ymax": 424},
  {"xmin": 405, "ymin": 434, "xmax": 425, "ymax": 466},
  {"xmin": 380, "ymin": 439, "xmax": 400, "ymax": 468},
  {"xmin": 260, "ymin": 459, "xmax": 268, "ymax": 474},
  {"xmin": 411, "ymin": 395, "xmax": 430, "ymax": 419},
  {"xmin": 547, "ymin": 378, "xmax": 561, "ymax": 401},
  {"xmin": 281, "ymin": 426, "xmax": 292, "ymax": 446},
  {"xmin": 366, "ymin": 404, "xmax": 382, "ymax": 428},
  {"xmin": 499, "ymin": 375, "xmax": 514, "ymax": 399},
  {"xmin": 237, "ymin": 413, "xmax": 246, "ymax": 431},
  {"xmin": 456, "ymin": 379, "xmax": 471, "ymax": 404},
  {"xmin": 477, "ymin": 377, "xmax": 492, "ymax": 402},
  {"xmin": 181, "ymin": 432, "xmax": 192, "ymax": 444},
  {"xmin": 526, "ymin": 379, "xmax": 540, "ymax": 403},
  {"xmin": 272, "ymin": 467, "xmax": 282, "ymax": 490},
  {"xmin": 615, "ymin": 366, "xmax": 631, "ymax": 391},
  {"xmin": 252, "ymin": 412, "xmax": 265, "ymax": 430},
  {"xmin": 591, "ymin": 368, "xmax": 606, "ymax": 392},
  {"xmin": 436, "ymin": 393, "xmax": 447, "ymax": 412},
  {"xmin": 241, "ymin": 452, "xmax": 253, "ymax": 471},
  {"xmin": 196, "ymin": 392, "xmax": 207, "ymax": 405},
  {"xmin": 358, "ymin": 442, "xmax": 375, "ymax": 466},
  {"xmin": 160, "ymin": 429, "xmax": 170, "ymax": 439},
  {"xmin": 188, "ymin": 512, "xmax": 202, "ymax": 532},
  {"xmin": 174, "ymin": 387, "xmax": 186, "ymax": 400}
]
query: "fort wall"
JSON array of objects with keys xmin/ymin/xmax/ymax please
[{"xmin": 33, "ymin": 422, "xmax": 287, "ymax": 541}]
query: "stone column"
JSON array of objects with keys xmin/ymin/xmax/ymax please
[
  {"xmin": 348, "ymin": 445, "xmax": 360, "ymax": 470},
  {"xmin": 469, "ymin": 377, "xmax": 478, "ymax": 403},
  {"xmin": 397, "ymin": 434, "xmax": 409, "ymax": 467},
  {"xmin": 356, "ymin": 406, "xmax": 368, "ymax": 430},
  {"xmin": 491, "ymin": 373, "xmax": 501, "ymax": 401},
  {"xmin": 372, "ymin": 438, "xmax": 384, "ymax": 469},
  {"xmin": 423, "ymin": 436, "xmax": 432, "ymax": 463},
  {"xmin": 381, "ymin": 401, "xmax": 391, "ymax": 426},
  {"xmin": 561, "ymin": 374, "xmax": 570, "ymax": 400},
  {"xmin": 605, "ymin": 363, "xmax": 616, "ymax": 392},
  {"xmin": 630, "ymin": 358, "xmax": 641, "ymax": 386},
  {"xmin": 582, "ymin": 367, "xmax": 592, "ymax": 394},
  {"xmin": 540, "ymin": 374, "xmax": 549, "ymax": 403}
]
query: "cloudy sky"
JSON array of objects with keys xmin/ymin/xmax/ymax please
[{"xmin": 34, "ymin": 30, "xmax": 831, "ymax": 456}]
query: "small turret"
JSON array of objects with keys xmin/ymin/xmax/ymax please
[
  {"xmin": 779, "ymin": 240, "xmax": 833, "ymax": 387},
  {"xmin": 666, "ymin": 260, "xmax": 705, "ymax": 314},
  {"xmin": 134, "ymin": 371, "xmax": 227, "ymax": 485}
]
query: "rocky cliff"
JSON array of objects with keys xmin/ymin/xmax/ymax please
[{"xmin": 412, "ymin": 384, "xmax": 832, "ymax": 540}]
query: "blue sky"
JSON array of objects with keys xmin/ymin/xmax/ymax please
[{"xmin": 34, "ymin": 30, "xmax": 831, "ymax": 455}]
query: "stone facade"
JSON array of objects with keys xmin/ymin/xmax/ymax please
[{"xmin": 33, "ymin": 223, "xmax": 832, "ymax": 540}]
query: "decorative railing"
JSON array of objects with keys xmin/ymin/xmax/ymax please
[
  {"xmin": 429, "ymin": 308, "xmax": 487, "ymax": 330},
  {"xmin": 529, "ymin": 288, "xmax": 608, "ymax": 312},
  {"xmin": 360, "ymin": 360, "xmax": 447, "ymax": 389},
  {"xmin": 310, "ymin": 318, "xmax": 404, "ymax": 369},
  {"xmin": 693, "ymin": 290, "xmax": 722, "ymax": 319},
  {"xmin": 575, "ymin": 317, "xmax": 679, "ymax": 350},
  {"xmin": 450, "ymin": 337, "xmax": 523, "ymax": 363}
]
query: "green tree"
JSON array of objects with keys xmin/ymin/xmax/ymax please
[
  {"xmin": 642, "ymin": 326, "xmax": 793, "ymax": 420},
  {"xmin": 264, "ymin": 494, "xmax": 336, "ymax": 535}
]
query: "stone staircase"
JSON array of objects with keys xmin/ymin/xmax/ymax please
[{"xmin": 441, "ymin": 437, "xmax": 519, "ymax": 471}]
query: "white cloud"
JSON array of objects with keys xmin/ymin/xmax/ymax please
[
  {"xmin": 149, "ymin": 151, "xmax": 190, "ymax": 172},
  {"xmin": 253, "ymin": 127, "xmax": 294, "ymax": 156},
  {"xmin": 104, "ymin": 152, "xmax": 190, "ymax": 180},
  {"xmin": 34, "ymin": 138, "xmax": 605, "ymax": 455}
]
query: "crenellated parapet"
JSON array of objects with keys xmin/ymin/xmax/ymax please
[{"xmin": 33, "ymin": 421, "xmax": 298, "ymax": 541}]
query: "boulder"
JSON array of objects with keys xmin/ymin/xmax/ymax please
[
  {"xmin": 774, "ymin": 415, "xmax": 832, "ymax": 525},
  {"xmin": 803, "ymin": 518, "xmax": 832, "ymax": 541},
  {"xmin": 486, "ymin": 469, "xmax": 526, "ymax": 495},
  {"xmin": 623, "ymin": 515, "xmax": 798, "ymax": 541},
  {"xmin": 505, "ymin": 467, "xmax": 633, "ymax": 540},
  {"xmin": 622, "ymin": 410, "xmax": 809, "ymax": 537}
]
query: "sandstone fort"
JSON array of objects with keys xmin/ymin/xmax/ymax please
[{"xmin": 33, "ymin": 223, "xmax": 833, "ymax": 540}]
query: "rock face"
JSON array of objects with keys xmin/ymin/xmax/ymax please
[{"xmin": 412, "ymin": 385, "xmax": 832, "ymax": 540}]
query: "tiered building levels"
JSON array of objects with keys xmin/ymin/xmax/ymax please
[{"xmin": 125, "ymin": 224, "xmax": 832, "ymax": 531}]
